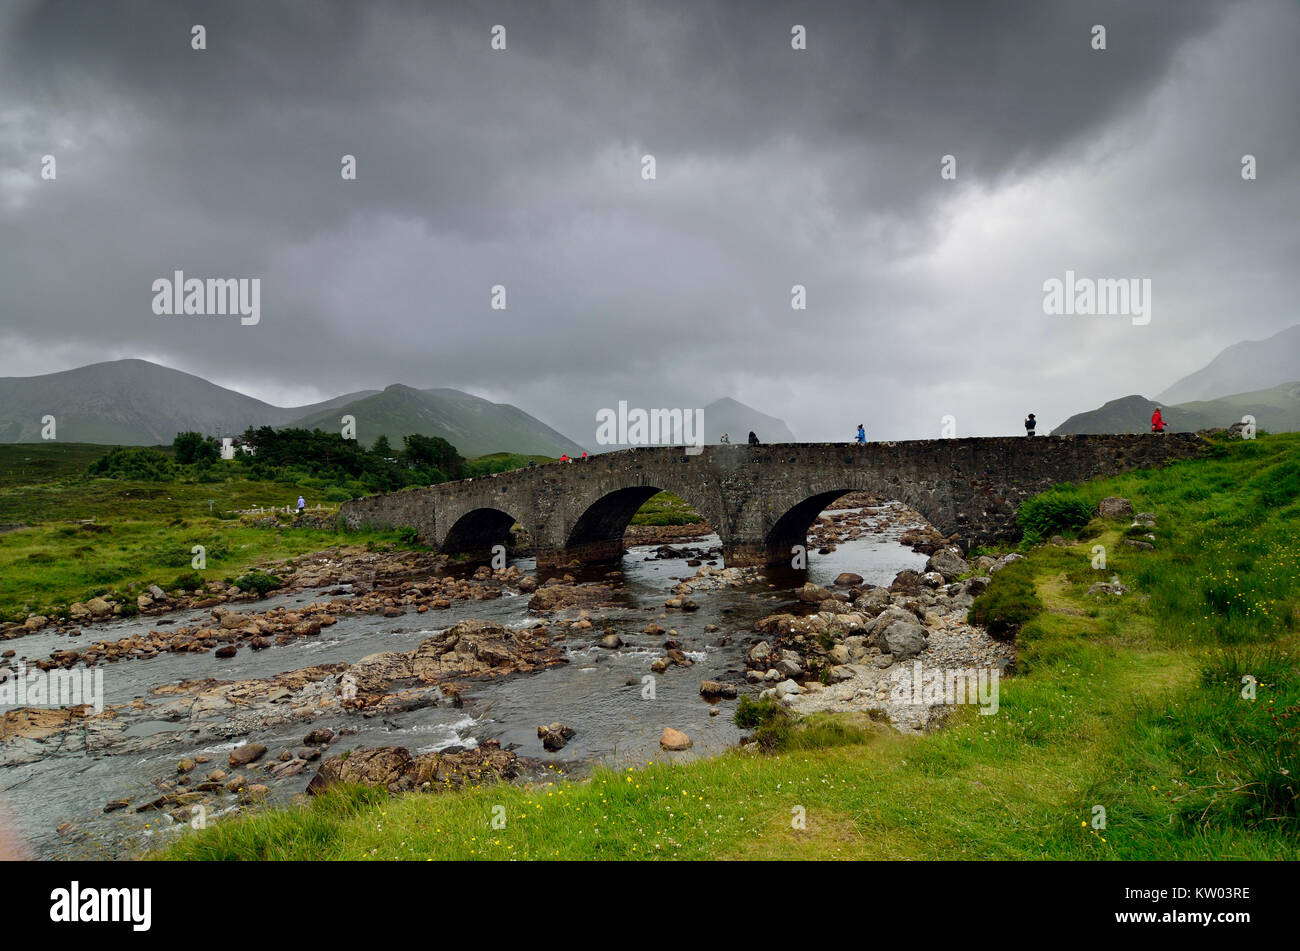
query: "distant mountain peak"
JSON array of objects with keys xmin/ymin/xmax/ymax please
[
  {"xmin": 1157, "ymin": 323, "xmax": 1300, "ymax": 404},
  {"xmin": 0, "ymin": 358, "xmax": 584, "ymax": 457}
]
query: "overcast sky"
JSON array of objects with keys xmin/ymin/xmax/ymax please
[{"xmin": 2, "ymin": 0, "xmax": 1297, "ymax": 443}]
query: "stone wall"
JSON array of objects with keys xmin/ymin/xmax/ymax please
[
  {"xmin": 338, "ymin": 487, "xmax": 438, "ymax": 540},
  {"xmin": 338, "ymin": 433, "xmax": 1208, "ymax": 566}
]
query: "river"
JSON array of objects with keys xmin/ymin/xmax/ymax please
[{"xmin": 1, "ymin": 505, "xmax": 927, "ymax": 859}]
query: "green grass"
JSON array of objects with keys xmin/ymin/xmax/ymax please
[
  {"xmin": 156, "ymin": 432, "xmax": 1300, "ymax": 860},
  {"xmin": 0, "ymin": 443, "xmax": 422, "ymax": 618},
  {"xmin": 629, "ymin": 491, "xmax": 706, "ymax": 526},
  {"xmin": 0, "ymin": 442, "xmax": 152, "ymax": 489}
]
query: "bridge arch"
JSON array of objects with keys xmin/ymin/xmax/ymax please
[
  {"xmin": 440, "ymin": 506, "xmax": 523, "ymax": 560},
  {"xmin": 728, "ymin": 478, "xmax": 949, "ymax": 566},
  {"xmin": 548, "ymin": 478, "xmax": 723, "ymax": 567}
]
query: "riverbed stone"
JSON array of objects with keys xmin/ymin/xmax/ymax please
[
  {"xmin": 659, "ymin": 727, "xmax": 692, "ymax": 751},
  {"xmin": 228, "ymin": 743, "xmax": 267, "ymax": 767}
]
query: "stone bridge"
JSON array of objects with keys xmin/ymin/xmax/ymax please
[{"xmin": 338, "ymin": 434, "xmax": 1206, "ymax": 568}]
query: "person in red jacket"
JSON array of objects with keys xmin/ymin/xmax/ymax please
[{"xmin": 1151, "ymin": 408, "xmax": 1166, "ymax": 433}]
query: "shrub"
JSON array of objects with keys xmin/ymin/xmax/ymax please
[
  {"xmin": 87, "ymin": 447, "xmax": 175, "ymax": 481},
  {"xmin": 1017, "ymin": 486, "xmax": 1093, "ymax": 543},
  {"xmin": 734, "ymin": 695, "xmax": 794, "ymax": 752},
  {"xmin": 234, "ymin": 572, "xmax": 282, "ymax": 597},
  {"xmin": 968, "ymin": 559, "xmax": 1042, "ymax": 640},
  {"xmin": 172, "ymin": 570, "xmax": 206, "ymax": 591}
]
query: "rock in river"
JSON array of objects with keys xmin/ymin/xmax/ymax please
[{"xmin": 659, "ymin": 727, "xmax": 693, "ymax": 751}]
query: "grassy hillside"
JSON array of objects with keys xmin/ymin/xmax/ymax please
[
  {"xmin": 1053, "ymin": 382, "xmax": 1300, "ymax": 435},
  {"xmin": 289, "ymin": 384, "xmax": 585, "ymax": 458},
  {"xmin": 0, "ymin": 442, "xmax": 144, "ymax": 489},
  {"xmin": 0, "ymin": 444, "xmax": 414, "ymax": 619},
  {"xmin": 159, "ymin": 433, "xmax": 1300, "ymax": 860},
  {"xmin": 1157, "ymin": 323, "xmax": 1300, "ymax": 404},
  {"xmin": 0, "ymin": 359, "xmax": 294, "ymax": 444}
]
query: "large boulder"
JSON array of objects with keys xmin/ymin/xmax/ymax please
[
  {"xmin": 347, "ymin": 651, "xmax": 416, "ymax": 692},
  {"xmin": 306, "ymin": 742, "xmax": 519, "ymax": 795},
  {"xmin": 86, "ymin": 597, "xmax": 113, "ymax": 617},
  {"xmin": 228, "ymin": 743, "xmax": 267, "ymax": 767},
  {"xmin": 852, "ymin": 587, "xmax": 892, "ymax": 617},
  {"xmin": 877, "ymin": 620, "xmax": 928, "ymax": 660},
  {"xmin": 797, "ymin": 583, "xmax": 832, "ymax": 603},
  {"xmin": 346, "ymin": 620, "xmax": 563, "ymax": 696},
  {"xmin": 889, "ymin": 569, "xmax": 924, "ymax": 594},
  {"xmin": 1098, "ymin": 497, "xmax": 1134, "ymax": 518},
  {"xmin": 926, "ymin": 547, "xmax": 969, "ymax": 582},
  {"xmin": 659, "ymin": 727, "xmax": 693, "ymax": 751},
  {"xmin": 537, "ymin": 722, "xmax": 575, "ymax": 751},
  {"xmin": 528, "ymin": 584, "xmax": 616, "ymax": 613},
  {"xmin": 866, "ymin": 606, "xmax": 919, "ymax": 640}
]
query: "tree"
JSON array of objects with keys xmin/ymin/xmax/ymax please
[
  {"xmin": 371, "ymin": 434, "xmax": 393, "ymax": 459},
  {"xmin": 89, "ymin": 447, "xmax": 175, "ymax": 480},
  {"xmin": 400, "ymin": 433, "xmax": 465, "ymax": 480},
  {"xmin": 173, "ymin": 431, "xmax": 219, "ymax": 466}
]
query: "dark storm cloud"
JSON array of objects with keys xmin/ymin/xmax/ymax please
[{"xmin": 1, "ymin": 0, "xmax": 1295, "ymax": 443}]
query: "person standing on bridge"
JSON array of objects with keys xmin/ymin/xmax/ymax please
[
  {"xmin": 1024, "ymin": 413, "xmax": 1036, "ymax": 437},
  {"xmin": 1151, "ymin": 407, "xmax": 1166, "ymax": 434},
  {"xmin": 748, "ymin": 431, "xmax": 760, "ymax": 445},
  {"xmin": 856, "ymin": 424, "xmax": 866, "ymax": 445},
  {"xmin": 720, "ymin": 433, "xmax": 730, "ymax": 444},
  {"xmin": 296, "ymin": 495, "xmax": 306, "ymax": 516}
]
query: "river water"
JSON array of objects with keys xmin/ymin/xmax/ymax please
[{"xmin": 2, "ymin": 507, "xmax": 927, "ymax": 859}]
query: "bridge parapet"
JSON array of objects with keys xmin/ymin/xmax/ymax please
[{"xmin": 338, "ymin": 434, "xmax": 1208, "ymax": 567}]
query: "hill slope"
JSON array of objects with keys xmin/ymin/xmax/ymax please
[
  {"xmin": 0, "ymin": 360, "xmax": 583, "ymax": 457},
  {"xmin": 0, "ymin": 359, "xmax": 295, "ymax": 444},
  {"xmin": 1157, "ymin": 323, "xmax": 1300, "ymax": 404},
  {"xmin": 1052, "ymin": 382, "xmax": 1300, "ymax": 435},
  {"xmin": 288, "ymin": 384, "xmax": 585, "ymax": 458}
]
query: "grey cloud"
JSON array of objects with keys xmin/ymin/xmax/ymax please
[{"xmin": 1, "ymin": 0, "xmax": 1296, "ymax": 446}]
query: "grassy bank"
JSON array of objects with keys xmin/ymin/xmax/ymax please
[
  {"xmin": 0, "ymin": 443, "xmax": 418, "ymax": 619},
  {"xmin": 629, "ymin": 491, "xmax": 707, "ymax": 526},
  {"xmin": 159, "ymin": 433, "xmax": 1300, "ymax": 860}
]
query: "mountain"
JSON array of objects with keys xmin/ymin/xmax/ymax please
[
  {"xmin": 0, "ymin": 360, "xmax": 583, "ymax": 457},
  {"xmin": 288, "ymin": 384, "xmax": 585, "ymax": 458},
  {"xmin": 701, "ymin": 397, "xmax": 796, "ymax": 444},
  {"xmin": 1157, "ymin": 324, "xmax": 1300, "ymax": 404},
  {"xmin": 1051, "ymin": 382, "xmax": 1300, "ymax": 435},
  {"xmin": 0, "ymin": 359, "xmax": 286, "ymax": 444}
]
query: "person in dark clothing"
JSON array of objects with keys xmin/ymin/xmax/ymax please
[
  {"xmin": 1024, "ymin": 413, "xmax": 1036, "ymax": 437},
  {"xmin": 748, "ymin": 431, "xmax": 760, "ymax": 445}
]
